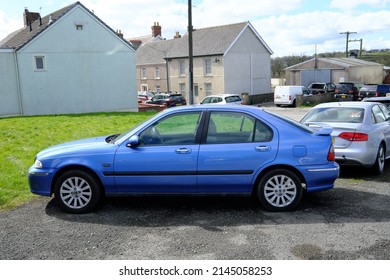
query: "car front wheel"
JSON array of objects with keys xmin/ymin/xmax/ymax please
[
  {"xmin": 256, "ymin": 169, "xmax": 303, "ymax": 211},
  {"xmin": 54, "ymin": 170, "xmax": 102, "ymax": 213}
]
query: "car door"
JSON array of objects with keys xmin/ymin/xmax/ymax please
[
  {"xmin": 113, "ymin": 111, "xmax": 202, "ymax": 193},
  {"xmin": 197, "ymin": 111, "xmax": 278, "ymax": 193},
  {"xmin": 375, "ymin": 104, "xmax": 390, "ymax": 155}
]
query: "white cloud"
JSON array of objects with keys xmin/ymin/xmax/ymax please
[
  {"xmin": 1, "ymin": 0, "xmax": 389, "ymax": 57},
  {"xmin": 330, "ymin": 0, "xmax": 389, "ymax": 10}
]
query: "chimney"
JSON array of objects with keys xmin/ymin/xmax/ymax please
[
  {"xmin": 174, "ymin": 31, "xmax": 181, "ymax": 39},
  {"xmin": 117, "ymin": 30, "xmax": 124, "ymax": 38},
  {"xmin": 24, "ymin": 8, "xmax": 40, "ymax": 27},
  {"xmin": 151, "ymin": 22, "xmax": 161, "ymax": 37}
]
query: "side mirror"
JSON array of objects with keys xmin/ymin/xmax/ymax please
[{"xmin": 127, "ymin": 135, "xmax": 140, "ymax": 147}]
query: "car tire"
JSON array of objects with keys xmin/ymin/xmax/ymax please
[
  {"xmin": 54, "ymin": 170, "xmax": 102, "ymax": 214},
  {"xmin": 256, "ymin": 169, "xmax": 303, "ymax": 211},
  {"xmin": 372, "ymin": 144, "xmax": 385, "ymax": 175}
]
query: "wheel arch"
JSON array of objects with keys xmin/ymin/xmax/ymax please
[
  {"xmin": 252, "ymin": 164, "xmax": 307, "ymax": 195},
  {"xmin": 50, "ymin": 165, "xmax": 105, "ymax": 196}
]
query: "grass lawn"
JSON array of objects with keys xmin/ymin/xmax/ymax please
[{"xmin": 0, "ymin": 111, "xmax": 155, "ymax": 211}]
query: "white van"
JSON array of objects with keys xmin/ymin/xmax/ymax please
[{"xmin": 274, "ymin": 86, "xmax": 308, "ymax": 107}]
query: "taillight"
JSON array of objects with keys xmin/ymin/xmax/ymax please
[
  {"xmin": 338, "ymin": 132, "xmax": 368, "ymax": 141},
  {"xmin": 327, "ymin": 143, "xmax": 335, "ymax": 161}
]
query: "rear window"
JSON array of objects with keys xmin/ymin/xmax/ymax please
[
  {"xmin": 311, "ymin": 84, "xmax": 325, "ymax": 89},
  {"xmin": 301, "ymin": 107, "xmax": 364, "ymax": 123},
  {"xmin": 266, "ymin": 111, "xmax": 313, "ymax": 134},
  {"xmin": 225, "ymin": 95, "xmax": 242, "ymax": 103}
]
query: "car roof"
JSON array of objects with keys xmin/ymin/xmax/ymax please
[
  {"xmin": 311, "ymin": 101, "xmax": 380, "ymax": 109},
  {"xmin": 363, "ymin": 97, "xmax": 390, "ymax": 101},
  {"xmin": 164, "ymin": 104, "xmax": 260, "ymax": 113},
  {"xmin": 203, "ymin": 94, "xmax": 240, "ymax": 98}
]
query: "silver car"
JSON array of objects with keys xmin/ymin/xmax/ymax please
[{"xmin": 300, "ymin": 102, "xmax": 390, "ymax": 174}]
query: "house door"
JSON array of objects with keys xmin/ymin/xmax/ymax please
[{"xmin": 194, "ymin": 84, "xmax": 199, "ymax": 104}]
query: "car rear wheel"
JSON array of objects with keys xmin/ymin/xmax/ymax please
[
  {"xmin": 54, "ymin": 170, "xmax": 102, "ymax": 214},
  {"xmin": 372, "ymin": 144, "xmax": 385, "ymax": 174},
  {"xmin": 256, "ymin": 169, "xmax": 303, "ymax": 211}
]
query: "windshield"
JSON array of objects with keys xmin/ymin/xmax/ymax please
[
  {"xmin": 111, "ymin": 111, "xmax": 165, "ymax": 144},
  {"xmin": 301, "ymin": 107, "xmax": 364, "ymax": 123}
]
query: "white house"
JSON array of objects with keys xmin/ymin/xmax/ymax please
[{"xmin": 0, "ymin": 1, "xmax": 137, "ymax": 116}]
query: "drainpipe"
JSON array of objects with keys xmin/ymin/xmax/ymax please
[{"xmin": 13, "ymin": 50, "xmax": 23, "ymax": 115}]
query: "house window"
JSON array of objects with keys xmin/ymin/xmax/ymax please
[
  {"xmin": 179, "ymin": 60, "xmax": 185, "ymax": 76},
  {"xmin": 155, "ymin": 67, "xmax": 160, "ymax": 79},
  {"xmin": 75, "ymin": 24, "xmax": 83, "ymax": 30},
  {"xmin": 205, "ymin": 83, "xmax": 212, "ymax": 95},
  {"xmin": 179, "ymin": 83, "xmax": 186, "ymax": 96},
  {"xmin": 34, "ymin": 56, "xmax": 46, "ymax": 71},
  {"xmin": 141, "ymin": 67, "xmax": 146, "ymax": 79},
  {"xmin": 204, "ymin": 58, "xmax": 212, "ymax": 75},
  {"xmin": 141, "ymin": 84, "xmax": 148, "ymax": 91},
  {"xmin": 156, "ymin": 85, "xmax": 161, "ymax": 93}
]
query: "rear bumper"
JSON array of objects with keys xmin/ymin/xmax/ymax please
[{"xmin": 301, "ymin": 162, "xmax": 340, "ymax": 193}]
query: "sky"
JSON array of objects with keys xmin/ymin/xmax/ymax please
[{"xmin": 1, "ymin": 0, "xmax": 390, "ymax": 57}]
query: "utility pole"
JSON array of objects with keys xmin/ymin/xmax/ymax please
[
  {"xmin": 340, "ymin": 31, "xmax": 357, "ymax": 57},
  {"xmin": 349, "ymin": 39, "xmax": 363, "ymax": 58},
  {"xmin": 188, "ymin": 0, "xmax": 194, "ymax": 104}
]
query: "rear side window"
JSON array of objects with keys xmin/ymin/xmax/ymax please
[{"xmin": 206, "ymin": 112, "xmax": 273, "ymax": 144}]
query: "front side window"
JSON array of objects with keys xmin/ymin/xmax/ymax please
[
  {"xmin": 34, "ymin": 56, "xmax": 45, "ymax": 70},
  {"xmin": 139, "ymin": 112, "xmax": 201, "ymax": 145},
  {"xmin": 206, "ymin": 112, "xmax": 273, "ymax": 144}
]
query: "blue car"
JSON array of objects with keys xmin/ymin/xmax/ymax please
[{"xmin": 28, "ymin": 105, "xmax": 339, "ymax": 213}]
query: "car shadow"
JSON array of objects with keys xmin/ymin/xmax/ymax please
[{"xmin": 45, "ymin": 184, "xmax": 390, "ymax": 228}]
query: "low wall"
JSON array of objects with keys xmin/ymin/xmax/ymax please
[
  {"xmin": 296, "ymin": 92, "xmax": 335, "ymax": 106},
  {"xmin": 242, "ymin": 93, "xmax": 274, "ymax": 105}
]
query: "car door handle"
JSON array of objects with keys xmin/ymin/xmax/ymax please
[
  {"xmin": 255, "ymin": 146, "xmax": 271, "ymax": 152},
  {"xmin": 175, "ymin": 148, "xmax": 192, "ymax": 154}
]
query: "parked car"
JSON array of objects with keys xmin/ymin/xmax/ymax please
[
  {"xmin": 308, "ymin": 82, "xmax": 336, "ymax": 94},
  {"xmin": 334, "ymin": 82, "xmax": 359, "ymax": 101},
  {"xmin": 300, "ymin": 101, "xmax": 390, "ymax": 174},
  {"xmin": 274, "ymin": 85, "xmax": 310, "ymax": 107},
  {"xmin": 137, "ymin": 91, "xmax": 154, "ymax": 103},
  {"xmin": 145, "ymin": 92, "xmax": 186, "ymax": 107},
  {"xmin": 28, "ymin": 105, "xmax": 339, "ymax": 213},
  {"xmin": 200, "ymin": 94, "xmax": 243, "ymax": 105},
  {"xmin": 362, "ymin": 97, "xmax": 390, "ymax": 109},
  {"xmin": 376, "ymin": 84, "xmax": 390, "ymax": 97},
  {"xmin": 357, "ymin": 84, "xmax": 377, "ymax": 100}
]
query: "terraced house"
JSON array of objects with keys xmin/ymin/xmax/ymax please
[
  {"xmin": 135, "ymin": 22, "xmax": 273, "ymax": 104},
  {"xmin": 0, "ymin": 2, "xmax": 137, "ymax": 116}
]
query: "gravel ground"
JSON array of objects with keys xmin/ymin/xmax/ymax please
[{"xmin": 1, "ymin": 105, "xmax": 389, "ymax": 260}]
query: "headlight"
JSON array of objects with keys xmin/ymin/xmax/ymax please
[{"xmin": 34, "ymin": 159, "xmax": 43, "ymax": 169}]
